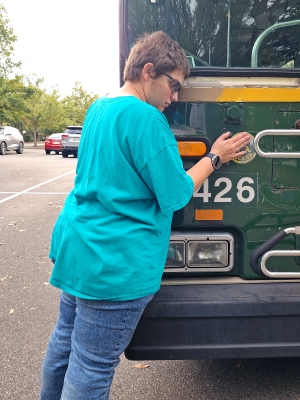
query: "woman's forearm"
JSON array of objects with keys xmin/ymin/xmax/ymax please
[{"xmin": 186, "ymin": 156, "xmax": 214, "ymax": 192}]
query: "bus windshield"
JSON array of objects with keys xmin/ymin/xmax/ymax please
[{"xmin": 127, "ymin": 0, "xmax": 300, "ymax": 69}]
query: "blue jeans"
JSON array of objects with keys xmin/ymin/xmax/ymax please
[{"xmin": 40, "ymin": 291, "xmax": 153, "ymax": 400}]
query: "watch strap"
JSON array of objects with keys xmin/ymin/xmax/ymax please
[{"xmin": 205, "ymin": 152, "xmax": 222, "ymax": 170}]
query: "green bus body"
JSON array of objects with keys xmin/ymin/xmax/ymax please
[{"xmin": 120, "ymin": 0, "xmax": 300, "ymax": 359}]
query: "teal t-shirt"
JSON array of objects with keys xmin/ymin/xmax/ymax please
[{"xmin": 49, "ymin": 96, "xmax": 194, "ymax": 300}]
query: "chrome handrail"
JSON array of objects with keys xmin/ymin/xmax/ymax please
[
  {"xmin": 261, "ymin": 250, "xmax": 300, "ymax": 278},
  {"xmin": 250, "ymin": 226, "xmax": 300, "ymax": 277},
  {"xmin": 253, "ymin": 129, "xmax": 300, "ymax": 158},
  {"xmin": 251, "ymin": 20, "xmax": 300, "ymax": 67}
]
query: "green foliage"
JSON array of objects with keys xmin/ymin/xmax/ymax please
[
  {"xmin": 0, "ymin": 4, "xmax": 99, "ymax": 140},
  {"xmin": 0, "ymin": 76, "xmax": 37, "ymax": 128},
  {"xmin": 0, "ymin": 4, "xmax": 21, "ymax": 77},
  {"xmin": 62, "ymin": 82, "xmax": 98, "ymax": 126},
  {"xmin": 0, "ymin": 76, "xmax": 99, "ymax": 136}
]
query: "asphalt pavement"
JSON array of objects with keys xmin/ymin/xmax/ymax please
[{"xmin": 2, "ymin": 146, "xmax": 300, "ymax": 399}]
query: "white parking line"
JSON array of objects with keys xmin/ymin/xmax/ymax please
[
  {"xmin": 0, "ymin": 192, "xmax": 70, "ymax": 195},
  {"xmin": 0, "ymin": 170, "xmax": 75, "ymax": 204}
]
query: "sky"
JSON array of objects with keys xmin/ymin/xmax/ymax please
[{"xmin": 2, "ymin": 0, "xmax": 120, "ymax": 98}]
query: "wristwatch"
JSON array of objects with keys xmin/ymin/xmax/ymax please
[{"xmin": 205, "ymin": 152, "xmax": 222, "ymax": 170}]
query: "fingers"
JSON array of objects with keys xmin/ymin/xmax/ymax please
[
  {"xmin": 230, "ymin": 132, "xmax": 250, "ymax": 151},
  {"xmin": 234, "ymin": 149, "xmax": 247, "ymax": 158},
  {"xmin": 222, "ymin": 131, "xmax": 232, "ymax": 139},
  {"xmin": 219, "ymin": 131, "xmax": 250, "ymax": 146},
  {"xmin": 230, "ymin": 132, "xmax": 250, "ymax": 143},
  {"xmin": 224, "ymin": 133, "xmax": 249, "ymax": 149},
  {"xmin": 211, "ymin": 132, "xmax": 251, "ymax": 163}
]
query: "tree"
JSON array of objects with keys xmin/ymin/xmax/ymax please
[
  {"xmin": 39, "ymin": 89, "xmax": 67, "ymax": 135},
  {"xmin": 21, "ymin": 76, "xmax": 72, "ymax": 144},
  {"xmin": 0, "ymin": 5, "xmax": 98, "ymax": 141},
  {"xmin": 22, "ymin": 86, "xmax": 46, "ymax": 146},
  {"xmin": 0, "ymin": 76, "xmax": 36, "ymax": 127},
  {"xmin": 61, "ymin": 82, "xmax": 98, "ymax": 126},
  {"xmin": 0, "ymin": 3, "xmax": 21, "ymax": 77}
]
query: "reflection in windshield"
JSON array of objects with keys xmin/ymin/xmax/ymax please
[{"xmin": 128, "ymin": 0, "xmax": 300, "ymax": 68}]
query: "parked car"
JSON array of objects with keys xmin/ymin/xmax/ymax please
[
  {"xmin": 44, "ymin": 133, "xmax": 63, "ymax": 154},
  {"xmin": 61, "ymin": 126, "xmax": 82, "ymax": 158},
  {"xmin": 0, "ymin": 126, "xmax": 24, "ymax": 155}
]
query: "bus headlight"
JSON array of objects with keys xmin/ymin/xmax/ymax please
[
  {"xmin": 165, "ymin": 241, "xmax": 185, "ymax": 268},
  {"xmin": 187, "ymin": 241, "xmax": 228, "ymax": 267},
  {"xmin": 164, "ymin": 232, "xmax": 234, "ymax": 272}
]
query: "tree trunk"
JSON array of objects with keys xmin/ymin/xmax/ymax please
[{"xmin": 33, "ymin": 127, "xmax": 37, "ymax": 147}]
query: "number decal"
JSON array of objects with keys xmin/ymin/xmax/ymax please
[
  {"xmin": 193, "ymin": 175, "xmax": 256, "ymax": 205},
  {"xmin": 214, "ymin": 178, "xmax": 232, "ymax": 202},
  {"xmin": 193, "ymin": 179, "xmax": 211, "ymax": 202},
  {"xmin": 236, "ymin": 177, "xmax": 255, "ymax": 203}
]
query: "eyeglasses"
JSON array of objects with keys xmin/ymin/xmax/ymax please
[{"xmin": 162, "ymin": 73, "xmax": 181, "ymax": 94}]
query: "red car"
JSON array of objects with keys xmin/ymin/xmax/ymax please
[{"xmin": 45, "ymin": 133, "xmax": 63, "ymax": 154}]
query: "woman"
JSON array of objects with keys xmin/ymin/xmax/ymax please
[{"xmin": 40, "ymin": 31, "xmax": 249, "ymax": 400}]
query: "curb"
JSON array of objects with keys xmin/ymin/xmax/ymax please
[{"xmin": 24, "ymin": 142, "xmax": 44, "ymax": 149}]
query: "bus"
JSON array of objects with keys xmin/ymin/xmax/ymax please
[{"xmin": 119, "ymin": 0, "xmax": 300, "ymax": 360}]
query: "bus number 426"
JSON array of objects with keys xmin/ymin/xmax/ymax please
[{"xmin": 193, "ymin": 177, "xmax": 256, "ymax": 204}]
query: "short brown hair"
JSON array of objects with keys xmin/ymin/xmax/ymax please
[{"xmin": 123, "ymin": 31, "xmax": 190, "ymax": 82}]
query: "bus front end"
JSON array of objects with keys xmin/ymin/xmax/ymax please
[{"xmin": 120, "ymin": 0, "xmax": 300, "ymax": 360}]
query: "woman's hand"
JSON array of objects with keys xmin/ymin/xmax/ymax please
[
  {"xmin": 211, "ymin": 131, "xmax": 250, "ymax": 163},
  {"xmin": 186, "ymin": 131, "xmax": 251, "ymax": 191}
]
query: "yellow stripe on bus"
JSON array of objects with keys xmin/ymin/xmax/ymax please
[
  {"xmin": 194, "ymin": 209, "xmax": 223, "ymax": 221},
  {"xmin": 180, "ymin": 87, "xmax": 300, "ymax": 102}
]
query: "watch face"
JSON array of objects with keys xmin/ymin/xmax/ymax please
[
  {"xmin": 206, "ymin": 153, "xmax": 222, "ymax": 169},
  {"xmin": 212, "ymin": 154, "xmax": 222, "ymax": 169}
]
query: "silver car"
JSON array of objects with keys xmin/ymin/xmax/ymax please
[
  {"xmin": 0, "ymin": 126, "xmax": 24, "ymax": 155},
  {"xmin": 61, "ymin": 126, "xmax": 82, "ymax": 158}
]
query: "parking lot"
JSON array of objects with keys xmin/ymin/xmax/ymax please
[{"xmin": 2, "ymin": 145, "xmax": 300, "ymax": 399}]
